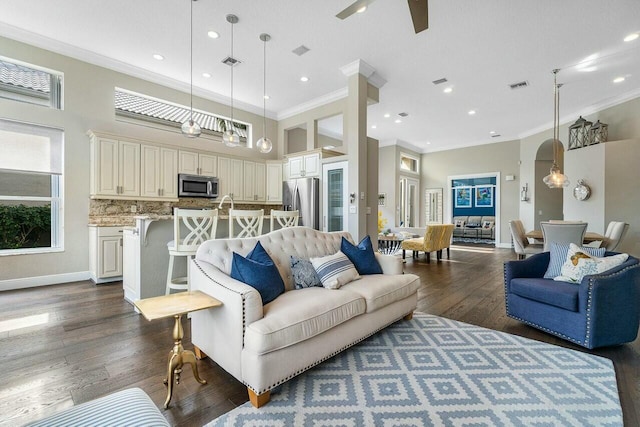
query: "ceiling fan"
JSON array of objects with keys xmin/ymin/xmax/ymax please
[{"xmin": 336, "ymin": 0, "xmax": 429, "ymax": 34}]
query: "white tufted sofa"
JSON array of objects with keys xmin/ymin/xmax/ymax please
[{"xmin": 190, "ymin": 226, "xmax": 420, "ymax": 407}]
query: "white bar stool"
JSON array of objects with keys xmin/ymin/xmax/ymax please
[
  {"xmin": 229, "ymin": 209, "xmax": 264, "ymax": 238},
  {"xmin": 270, "ymin": 209, "xmax": 299, "ymax": 231},
  {"xmin": 166, "ymin": 208, "xmax": 218, "ymax": 294}
]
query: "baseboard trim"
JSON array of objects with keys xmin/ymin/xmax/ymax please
[
  {"xmin": 496, "ymin": 243, "xmax": 512, "ymax": 249},
  {"xmin": 0, "ymin": 271, "xmax": 91, "ymax": 292}
]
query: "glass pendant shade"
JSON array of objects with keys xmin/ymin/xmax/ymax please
[
  {"xmin": 181, "ymin": 119, "xmax": 201, "ymax": 138},
  {"xmin": 542, "ymin": 70, "xmax": 569, "ymax": 189},
  {"xmin": 223, "ymin": 129, "xmax": 240, "ymax": 147},
  {"xmin": 256, "ymin": 136, "xmax": 272, "ymax": 153},
  {"xmin": 543, "ymin": 161, "xmax": 570, "ymax": 188}
]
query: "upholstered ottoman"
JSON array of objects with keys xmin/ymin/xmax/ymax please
[{"xmin": 26, "ymin": 388, "xmax": 169, "ymax": 427}]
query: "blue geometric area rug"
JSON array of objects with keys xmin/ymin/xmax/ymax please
[{"xmin": 206, "ymin": 313, "xmax": 622, "ymax": 427}]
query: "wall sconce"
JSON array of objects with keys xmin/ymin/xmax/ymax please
[{"xmin": 520, "ymin": 183, "xmax": 529, "ymax": 202}]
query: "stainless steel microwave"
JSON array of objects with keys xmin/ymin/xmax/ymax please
[{"xmin": 178, "ymin": 174, "xmax": 219, "ymax": 198}]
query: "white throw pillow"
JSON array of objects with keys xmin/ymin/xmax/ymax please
[
  {"xmin": 554, "ymin": 243, "xmax": 628, "ymax": 283},
  {"xmin": 310, "ymin": 251, "xmax": 360, "ymax": 290}
]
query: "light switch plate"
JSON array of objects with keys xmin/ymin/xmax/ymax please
[{"xmin": 349, "ymin": 206, "xmax": 357, "ymax": 214}]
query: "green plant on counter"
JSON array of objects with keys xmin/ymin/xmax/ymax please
[{"xmin": 0, "ymin": 204, "xmax": 51, "ymax": 249}]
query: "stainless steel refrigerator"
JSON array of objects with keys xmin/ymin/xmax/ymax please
[{"xmin": 283, "ymin": 177, "xmax": 320, "ymax": 230}]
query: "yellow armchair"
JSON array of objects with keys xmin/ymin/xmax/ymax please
[{"xmin": 401, "ymin": 224, "xmax": 455, "ymax": 263}]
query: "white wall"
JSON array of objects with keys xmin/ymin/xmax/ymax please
[{"xmin": 563, "ymin": 143, "xmax": 606, "ymax": 233}]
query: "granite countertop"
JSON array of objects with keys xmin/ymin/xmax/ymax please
[{"xmin": 88, "ymin": 213, "xmax": 266, "ymax": 227}]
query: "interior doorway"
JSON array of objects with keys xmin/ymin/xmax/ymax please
[
  {"xmin": 399, "ymin": 177, "xmax": 419, "ymax": 227},
  {"xmin": 534, "ymin": 140, "xmax": 564, "ymax": 229},
  {"xmin": 447, "ymin": 172, "xmax": 501, "ymax": 246}
]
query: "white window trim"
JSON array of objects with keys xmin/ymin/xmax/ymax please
[{"xmin": 0, "ymin": 55, "xmax": 64, "ymax": 110}]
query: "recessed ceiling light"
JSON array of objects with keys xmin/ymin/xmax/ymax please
[
  {"xmin": 371, "ymin": 125, "xmax": 377, "ymax": 129},
  {"xmin": 300, "ymin": 76, "xmax": 309, "ymax": 82},
  {"xmin": 264, "ymin": 94, "xmax": 270, "ymax": 100},
  {"xmin": 624, "ymin": 33, "xmax": 639, "ymax": 42},
  {"xmin": 357, "ymin": 6, "xmax": 367, "ymax": 13},
  {"xmin": 384, "ymin": 113, "xmax": 390, "ymax": 118},
  {"xmin": 426, "ymin": 142, "xmax": 431, "ymax": 145},
  {"xmin": 202, "ymin": 72, "xmax": 211, "ymax": 78},
  {"xmin": 152, "ymin": 54, "xmax": 164, "ymax": 60},
  {"xmin": 443, "ymin": 87, "xmax": 453, "ymax": 94},
  {"xmin": 489, "ymin": 131, "xmax": 496, "ymax": 135},
  {"xmin": 468, "ymin": 110, "xmax": 476, "ymax": 115},
  {"xmin": 613, "ymin": 76, "xmax": 626, "ymax": 83},
  {"xmin": 395, "ymin": 119, "xmax": 402, "ymax": 124},
  {"xmin": 208, "ymin": 31, "xmax": 220, "ymax": 39}
]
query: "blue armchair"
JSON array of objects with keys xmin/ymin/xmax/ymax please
[{"xmin": 504, "ymin": 251, "xmax": 640, "ymax": 349}]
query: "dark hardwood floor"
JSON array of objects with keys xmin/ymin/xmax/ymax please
[{"xmin": 1, "ymin": 244, "xmax": 638, "ymax": 426}]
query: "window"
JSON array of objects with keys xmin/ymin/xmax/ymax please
[
  {"xmin": 400, "ymin": 153, "xmax": 419, "ymax": 173},
  {"xmin": 0, "ymin": 119, "xmax": 63, "ymax": 255},
  {"xmin": 0, "ymin": 57, "xmax": 63, "ymax": 109},
  {"xmin": 114, "ymin": 88, "xmax": 251, "ymax": 147}
]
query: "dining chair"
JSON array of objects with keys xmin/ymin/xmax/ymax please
[
  {"xmin": 603, "ymin": 221, "xmax": 629, "ymax": 251},
  {"xmin": 548, "ymin": 220, "xmax": 585, "ymax": 224},
  {"xmin": 229, "ymin": 209, "xmax": 264, "ymax": 238},
  {"xmin": 270, "ymin": 209, "xmax": 299, "ymax": 231},
  {"xmin": 509, "ymin": 220, "xmax": 543, "ymax": 259},
  {"xmin": 166, "ymin": 208, "xmax": 218, "ymax": 294},
  {"xmin": 540, "ymin": 221, "xmax": 588, "ymax": 252}
]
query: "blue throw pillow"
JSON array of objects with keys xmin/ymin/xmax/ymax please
[
  {"xmin": 231, "ymin": 243, "xmax": 284, "ymax": 305},
  {"xmin": 341, "ymin": 236, "xmax": 383, "ymax": 275},
  {"xmin": 544, "ymin": 242, "xmax": 606, "ymax": 278},
  {"xmin": 290, "ymin": 256, "xmax": 322, "ymax": 289}
]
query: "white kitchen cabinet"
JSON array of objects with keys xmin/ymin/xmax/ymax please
[
  {"xmin": 122, "ymin": 227, "xmax": 140, "ymax": 303},
  {"xmin": 90, "ymin": 137, "xmax": 140, "ymax": 197},
  {"xmin": 178, "ymin": 150, "xmax": 217, "ymax": 176},
  {"xmin": 243, "ymin": 161, "xmax": 266, "ymax": 202},
  {"xmin": 89, "ymin": 226, "xmax": 123, "ymax": 283},
  {"xmin": 218, "ymin": 156, "xmax": 244, "ymax": 200},
  {"xmin": 141, "ymin": 145, "xmax": 178, "ymax": 198},
  {"xmin": 266, "ymin": 160, "xmax": 283, "ymax": 203},
  {"xmin": 287, "ymin": 153, "xmax": 320, "ymax": 178}
]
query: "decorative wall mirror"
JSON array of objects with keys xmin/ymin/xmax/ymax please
[{"xmin": 425, "ymin": 188, "xmax": 443, "ymax": 224}]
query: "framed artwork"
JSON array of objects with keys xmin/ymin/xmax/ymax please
[
  {"xmin": 454, "ymin": 186, "xmax": 472, "ymax": 208},
  {"xmin": 475, "ymin": 186, "xmax": 494, "ymax": 207},
  {"xmin": 378, "ymin": 193, "xmax": 386, "ymax": 206}
]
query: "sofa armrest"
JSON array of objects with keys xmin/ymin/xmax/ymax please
[
  {"xmin": 189, "ymin": 259, "xmax": 264, "ymax": 381},
  {"xmin": 375, "ymin": 252, "xmax": 403, "ymax": 275},
  {"xmin": 578, "ymin": 258, "xmax": 640, "ymax": 348},
  {"xmin": 504, "ymin": 252, "xmax": 550, "ymax": 292}
]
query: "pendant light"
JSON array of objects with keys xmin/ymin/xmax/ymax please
[
  {"xmin": 181, "ymin": 0, "xmax": 201, "ymax": 138},
  {"xmin": 256, "ymin": 33, "xmax": 273, "ymax": 154},
  {"xmin": 542, "ymin": 69, "xmax": 570, "ymax": 188},
  {"xmin": 223, "ymin": 14, "xmax": 240, "ymax": 147}
]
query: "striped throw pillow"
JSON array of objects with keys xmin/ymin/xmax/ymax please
[
  {"xmin": 544, "ymin": 242, "xmax": 606, "ymax": 278},
  {"xmin": 310, "ymin": 251, "xmax": 360, "ymax": 289}
]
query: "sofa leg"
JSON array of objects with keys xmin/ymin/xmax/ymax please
[
  {"xmin": 403, "ymin": 312, "xmax": 413, "ymax": 320},
  {"xmin": 194, "ymin": 345, "xmax": 207, "ymax": 360},
  {"xmin": 248, "ymin": 389, "xmax": 271, "ymax": 408},
  {"xmin": 447, "ymin": 247, "xmax": 450, "ymax": 259}
]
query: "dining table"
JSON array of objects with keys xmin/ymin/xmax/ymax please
[{"xmin": 525, "ymin": 230, "xmax": 605, "ymax": 243}]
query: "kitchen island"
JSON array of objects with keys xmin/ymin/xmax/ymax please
[{"xmin": 122, "ymin": 214, "xmax": 273, "ymax": 304}]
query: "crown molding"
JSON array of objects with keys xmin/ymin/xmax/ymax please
[
  {"xmin": 518, "ymin": 88, "xmax": 640, "ymax": 140},
  {"xmin": 277, "ymin": 87, "xmax": 348, "ymax": 120},
  {"xmin": 340, "ymin": 59, "xmax": 375, "ymax": 78}
]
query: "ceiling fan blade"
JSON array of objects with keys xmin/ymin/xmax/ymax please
[
  {"xmin": 407, "ymin": 0, "xmax": 429, "ymax": 33},
  {"xmin": 336, "ymin": 0, "xmax": 377, "ymax": 20}
]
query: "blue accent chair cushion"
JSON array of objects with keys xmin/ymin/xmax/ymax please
[
  {"xmin": 504, "ymin": 251, "xmax": 640, "ymax": 349},
  {"xmin": 341, "ymin": 236, "xmax": 383, "ymax": 275},
  {"xmin": 231, "ymin": 242, "xmax": 284, "ymax": 305}
]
